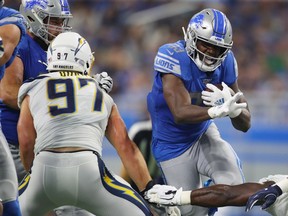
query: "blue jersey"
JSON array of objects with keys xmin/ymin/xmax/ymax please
[
  {"xmin": 0, "ymin": 7, "xmax": 26, "ymax": 78},
  {"xmin": 0, "ymin": 33, "xmax": 47, "ymax": 146},
  {"xmin": 147, "ymin": 40, "xmax": 238, "ymax": 162}
]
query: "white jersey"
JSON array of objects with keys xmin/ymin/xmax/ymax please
[
  {"xmin": 18, "ymin": 71, "xmax": 114, "ymax": 155},
  {"xmin": 259, "ymin": 175, "xmax": 288, "ymax": 216}
]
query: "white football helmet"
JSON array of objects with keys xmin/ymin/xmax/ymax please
[
  {"xmin": 183, "ymin": 8, "xmax": 233, "ymax": 72},
  {"xmin": 19, "ymin": 0, "xmax": 72, "ymax": 44},
  {"xmin": 47, "ymin": 32, "xmax": 94, "ymax": 75}
]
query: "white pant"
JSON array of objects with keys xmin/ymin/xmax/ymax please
[
  {"xmin": 19, "ymin": 151, "xmax": 152, "ymax": 216},
  {"xmin": 0, "ymin": 129, "xmax": 18, "ymax": 202},
  {"xmin": 159, "ymin": 123, "xmax": 245, "ymax": 216}
]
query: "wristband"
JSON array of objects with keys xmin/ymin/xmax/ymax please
[
  {"xmin": 140, "ymin": 180, "xmax": 154, "ymax": 197},
  {"xmin": 180, "ymin": 191, "xmax": 191, "ymax": 205},
  {"xmin": 229, "ymin": 108, "xmax": 242, "ymax": 118},
  {"xmin": 208, "ymin": 107, "xmax": 217, "ymax": 119},
  {"xmin": 275, "ymin": 179, "xmax": 288, "ymax": 193}
]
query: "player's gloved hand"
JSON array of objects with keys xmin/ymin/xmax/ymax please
[
  {"xmin": 140, "ymin": 180, "xmax": 156, "ymax": 200},
  {"xmin": 145, "ymin": 184, "xmax": 182, "ymax": 206},
  {"xmin": 259, "ymin": 175, "xmax": 288, "ymax": 184},
  {"xmin": 201, "ymin": 82, "xmax": 231, "ymax": 107},
  {"xmin": 245, "ymin": 184, "xmax": 283, "ymax": 212},
  {"xmin": 93, "ymin": 72, "xmax": 113, "ymax": 93},
  {"xmin": 208, "ymin": 92, "xmax": 247, "ymax": 119},
  {"xmin": 0, "ymin": 36, "xmax": 4, "ymax": 58},
  {"xmin": 203, "ymin": 82, "xmax": 244, "ymax": 118},
  {"xmin": 167, "ymin": 206, "xmax": 181, "ymax": 216}
]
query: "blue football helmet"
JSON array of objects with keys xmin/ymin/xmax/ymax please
[
  {"xmin": 19, "ymin": 0, "xmax": 72, "ymax": 44},
  {"xmin": 183, "ymin": 8, "xmax": 233, "ymax": 72}
]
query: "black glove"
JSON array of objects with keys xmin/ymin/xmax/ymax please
[{"xmin": 246, "ymin": 184, "xmax": 282, "ymax": 211}]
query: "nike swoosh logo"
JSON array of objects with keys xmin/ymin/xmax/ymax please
[
  {"xmin": 38, "ymin": 60, "xmax": 47, "ymax": 66},
  {"xmin": 167, "ymin": 49, "xmax": 174, "ymax": 55}
]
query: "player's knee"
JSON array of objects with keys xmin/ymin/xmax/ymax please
[
  {"xmin": 213, "ymin": 172, "xmax": 244, "ymax": 185},
  {"xmin": 0, "ymin": 179, "xmax": 18, "ymax": 201}
]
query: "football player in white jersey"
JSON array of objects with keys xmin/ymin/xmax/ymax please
[
  {"xmin": 17, "ymin": 31, "xmax": 154, "ymax": 216},
  {"xmin": 145, "ymin": 175, "xmax": 288, "ymax": 216}
]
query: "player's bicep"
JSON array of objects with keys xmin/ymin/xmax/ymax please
[
  {"xmin": 0, "ymin": 24, "xmax": 21, "ymax": 64},
  {"xmin": 0, "ymin": 56, "xmax": 24, "ymax": 109},
  {"xmin": 162, "ymin": 73, "xmax": 191, "ymax": 115},
  {"xmin": 18, "ymin": 96, "xmax": 36, "ymax": 150},
  {"xmin": 105, "ymin": 104, "xmax": 130, "ymax": 150}
]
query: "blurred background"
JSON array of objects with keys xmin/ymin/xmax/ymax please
[{"xmin": 6, "ymin": 0, "xmax": 288, "ymax": 215}]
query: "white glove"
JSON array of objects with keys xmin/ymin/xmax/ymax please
[
  {"xmin": 93, "ymin": 72, "xmax": 113, "ymax": 93},
  {"xmin": 202, "ymin": 82, "xmax": 231, "ymax": 107},
  {"xmin": 145, "ymin": 184, "xmax": 182, "ymax": 206},
  {"xmin": 202, "ymin": 82, "xmax": 245, "ymax": 118},
  {"xmin": 208, "ymin": 92, "xmax": 247, "ymax": 119},
  {"xmin": 167, "ymin": 206, "xmax": 181, "ymax": 216},
  {"xmin": 259, "ymin": 175, "xmax": 288, "ymax": 184},
  {"xmin": 0, "ymin": 36, "xmax": 4, "ymax": 58}
]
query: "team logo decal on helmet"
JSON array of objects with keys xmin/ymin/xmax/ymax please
[
  {"xmin": 190, "ymin": 14, "xmax": 204, "ymax": 30},
  {"xmin": 24, "ymin": 0, "xmax": 48, "ymax": 10}
]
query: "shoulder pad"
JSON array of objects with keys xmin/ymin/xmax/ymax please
[
  {"xmin": 154, "ymin": 41, "xmax": 186, "ymax": 76},
  {"xmin": 18, "ymin": 74, "xmax": 49, "ymax": 108}
]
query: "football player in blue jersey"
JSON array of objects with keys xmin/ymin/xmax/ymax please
[
  {"xmin": 0, "ymin": 1, "xmax": 112, "ymax": 216},
  {"xmin": 147, "ymin": 8, "xmax": 251, "ymax": 215},
  {"xmin": 0, "ymin": 0, "xmax": 26, "ymax": 215},
  {"xmin": 0, "ymin": 0, "xmax": 73, "ymax": 184}
]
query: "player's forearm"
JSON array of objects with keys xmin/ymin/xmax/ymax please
[
  {"xmin": 119, "ymin": 146, "xmax": 152, "ymax": 191},
  {"xmin": 275, "ymin": 178, "xmax": 288, "ymax": 193},
  {"xmin": 20, "ymin": 149, "xmax": 34, "ymax": 172},
  {"xmin": 1, "ymin": 90, "xmax": 19, "ymax": 110},
  {"xmin": 190, "ymin": 182, "xmax": 273, "ymax": 207},
  {"xmin": 230, "ymin": 106, "xmax": 251, "ymax": 132},
  {"xmin": 190, "ymin": 185, "xmax": 247, "ymax": 207}
]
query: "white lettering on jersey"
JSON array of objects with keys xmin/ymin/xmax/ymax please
[{"xmin": 155, "ymin": 53, "xmax": 181, "ymax": 75}]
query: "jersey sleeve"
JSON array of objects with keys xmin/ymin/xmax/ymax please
[
  {"xmin": 103, "ymin": 91, "xmax": 115, "ymax": 116},
  {"xmin": 0, "ymin": 11, "xmax": 26, "ymax": 36},
  {"xmin": 154, "ymin": 43, "xmax": 182, "ymax": 76},
  {"xmin": 18, "ymin": 75, "xmax": 48, "ymax": 108},
  {"xmin": 221, "ymin": 51, "xmax": 238, "ymax": 85}
]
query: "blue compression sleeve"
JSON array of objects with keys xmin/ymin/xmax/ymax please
[{"xmin": 3, "ymin": 199, "xmax": 21, "ymax": 216}]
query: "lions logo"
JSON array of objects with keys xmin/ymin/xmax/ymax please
[
  {"xmin": 189, "ymin": 14, "xmax": 204, "ymax": 29},
  {"xmin": 24, "ymin": 0, "xmax": 49, "ymax": 10}
]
